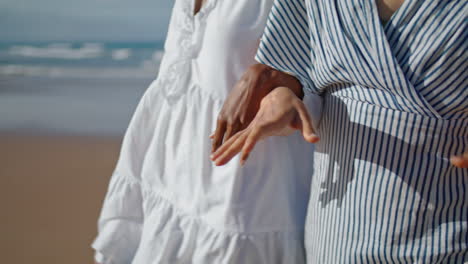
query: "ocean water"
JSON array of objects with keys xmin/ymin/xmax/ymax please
[
  {"xmin": 0, "ymin": 42, "xmax": 165, "ymax": 136},
  {"xmin": 0, "ymin": 42, "xmax": 165, "ymax": 78}
]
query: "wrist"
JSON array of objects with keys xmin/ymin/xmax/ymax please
[
  {"xmin": 269, "ymin": 70, "xmax": 304, "ymax": 99},
  {"xmin": 250, "ymin": 63, "xmax": 304, "ymax": 99}
]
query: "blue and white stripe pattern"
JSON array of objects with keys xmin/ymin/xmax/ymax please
[{"xmin": 257, "ymin": 0, "xmax": 468, "ymax": 262}]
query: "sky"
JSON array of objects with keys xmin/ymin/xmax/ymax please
[{"xmin": 0, "ymin": 0, "xmax": 173, "ymax": 42}]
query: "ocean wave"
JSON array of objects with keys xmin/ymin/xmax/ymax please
[
  {"xmin": 0, "ymin": 64, "xmax": 160, "ymax": 79},
  {"xmin": 0, "ymin": 45, "xmax": 166, "ymax": 78},
  {"xmin": 111, "ymin": 49, "xmax": 132, "ymax": 60},
  {"xmin": 8, "ymin": 43, "xmax": 105, "ymax": 59}
]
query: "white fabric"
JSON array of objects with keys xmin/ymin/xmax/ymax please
[{"xmin": 92, "ymin": 0, "xmax": 316, "ymax": 263}]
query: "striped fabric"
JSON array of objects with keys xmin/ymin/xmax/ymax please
[{"xmin": 256, "ymin": 0, "xmax": 468, "ymax": 263}]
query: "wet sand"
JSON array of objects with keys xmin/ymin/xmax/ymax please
[{"xmin": 0, "ymin": 134, "xmax": 121, "ymax": 264}]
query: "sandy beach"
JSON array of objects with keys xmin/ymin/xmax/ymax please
[
  {"xmin": 0, "ymin": 8, "xmax": 166, "ymax": 264},
  {"xmin": 0, "ymin": 133, "xmax": 121, "ymax": 264}
]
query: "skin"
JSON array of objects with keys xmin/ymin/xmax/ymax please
[
  {"xmin": 194, "ymin": 0, "xmax": 208, "ymax": 15},
  {"xmin": 211, "ymin": 0, "xmax": 467, "ymax": 168},
  {"xmin": 211, "ymin": 87, "xmax": 318, "ymax": 166},
  {"xmin": 211, "ymin": 64, "xmax": 303, "ymax": 153},
  {"xmin": 451, "ymin": 153, "xmax": 468, "ymax": 169},
  {"xmin": 377, "ymin": 0, "xmax": 406, "ymax": 23}
]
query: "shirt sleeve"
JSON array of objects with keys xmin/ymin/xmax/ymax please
[{"xmin": 255, "ymin": 0, "xmax": 316, "ymax": 94}]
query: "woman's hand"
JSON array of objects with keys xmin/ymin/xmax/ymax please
[
  {"xmin": 211, "ymin": 87, "xmax": 319, "ymax": 166},
  {"xmin": 451, "ymin": 152, "xmax": 468, "ymax": 168},
  {"xmin": 211, "ymin": 64, "xmax": 303, "ymax": 153}
]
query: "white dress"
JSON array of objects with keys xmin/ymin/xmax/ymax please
[{"xmin": 92, "ymin": 0, "xmax": 315, "ymax": 263}]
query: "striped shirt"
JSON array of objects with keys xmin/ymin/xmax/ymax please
[{"xmin": 257, "ymin": 0, "xmax": 468, "ymax": 263}]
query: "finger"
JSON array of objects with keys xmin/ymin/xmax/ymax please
[
  {"xmin": 224, "ymin": 122, "xmax": 241, "ymax": 142},
  {"xmin": 240, "ymin": 153, "xmax": 250, "ymax": 166},
  {"xmin": 224, "ymin": 124, "xmax": 233, "ymax": 142},
  {"xmin": 294, "ymin": 100, "xmax": 319, "ymax": 143},
  {"xmin": 240, "ymin": 128, "xmax": 262, "ymax": 165},
  {"xmin": 211, "ymin": 132, "xmax": 243, "ymax": 161},
  {"xmin": 215, "ymin": 133, "xmax": 249, "ymax": 166},
  {"xmin": 209, "ymin": 133, "xmax": 214, "ymax": 139},
  {"xmin": 451, "ymin": 153, "xmax": 468, "ymax": 169},
  {"xmin": 211, "ymin": 120, "xmax": 227, "ymax": 153}
]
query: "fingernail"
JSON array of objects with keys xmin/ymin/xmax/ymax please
[
  {"xmin": 241, "ymin": 154, "xmax": 249, "ymax": 166},
  {"xmin": 307, "ymin": 134, "xmax": 319, "ymax": 143}
]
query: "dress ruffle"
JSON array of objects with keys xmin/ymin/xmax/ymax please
[
  {"xmin": 135, "ymin": 186, "xmax": 306, "ymax": 264},
  {"xmin": 92, "ymin": 175, "xmax": 143, "ymax": 264},
  {"xmin": 93, "ymin": 173, "xmax": 307, "ymax": 264}
]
